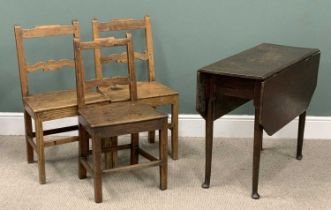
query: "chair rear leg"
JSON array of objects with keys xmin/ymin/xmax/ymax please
[
  {"xmin": 110, "ymin": 136, "xmax": 118, "ymax": 167},
  {"xmin": 159, "ymin": 124, "xmax": 168, "ymax": 190},
  {"xmin": 130, "ymin": 133, "xmax": 139, "ymax": 164},
  {"xmin": 103, "ymin": 138, "xmax": 112, "ymax": 169},
  {"xmin": 148, "ymin": 131, "xmax": 155, "ymax": 143},
  {"xmin": 35, "ymin": 116, "xmax": 46, "ymax": 184},
  {"xmin": 24, "ymin": 111, "xmax": 34, "ymax": 163},
  {"xmin": 171, "ymin": 97, "xmax": 179, "ymax": 160}
]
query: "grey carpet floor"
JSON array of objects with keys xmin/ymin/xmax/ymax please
[{"xmin": 0, "ymin": 136, "xmax": 330, "ymax": 210}]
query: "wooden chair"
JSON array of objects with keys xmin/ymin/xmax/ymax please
[
  {"xmin": 92, "ymin": 16, "xmax": 179, "ymax": 160},
  {"xmin": 14, "ymin": 21, "xmax": 109, "ymax": 184},
  {"xmin": 74, "ymin": 34, "xmax": 168, "ymax": 203}
]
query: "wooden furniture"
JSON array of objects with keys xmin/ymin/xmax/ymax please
[
  {"xmin": 74, "ymin": 34, "xmax": 168, "ymax": 203},
  {"xmin": 196, "ymin": 43, "xmax": 320, "ymax": 199},
  {"xmin": 14, "ymin": 22, "xmax": 109, "ymax": 184},
  {"xmin": 92, "ymin": 16, "xmax": 179, "ymax": 160}
]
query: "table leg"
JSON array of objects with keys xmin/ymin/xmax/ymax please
[
  {"xmin": 202, "ymin": 99, "xmax": 214, "ymax": 189},
  {"xmin": 296, "ymin": 111, "xmax": 306, "ymax": 160},
  {"xmin": 252, "ymin": 108, "xmax": 263, "ymax": 199}
]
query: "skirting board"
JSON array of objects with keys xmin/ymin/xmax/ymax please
[{"xmin": 0, "ymin": 112, "xmax": 330, "ymax": 139}]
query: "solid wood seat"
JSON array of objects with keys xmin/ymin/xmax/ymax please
[
  {"xmin": 92, "ymin": 16, "xmax": 179, "ymax": 161},
  {"xmin": 14, "ymin": 21, "xmax": 81, "ymax": 184},
  {"xmin": 24, "ymin": 90, "xmax": 108, "ymax": 113},
  {"xmin": 99, "ymin": 81, "xmax": 178, "ymax": 102},
  {"xmin": 79, "ymin": 102, "xmax": 166, "ymax": 127},
  {"xmin": 75, "ymin": 35, "xmax": 168, "ymax": 203}
]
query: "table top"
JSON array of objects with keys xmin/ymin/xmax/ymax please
[{"xmin": 199, "ymin": 43, "xmax": 319, "ymax": 80}]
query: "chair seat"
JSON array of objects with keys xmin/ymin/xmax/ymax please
[
  {"xmin": 79, "ymin": 102, "xmax": 167, "ymax": 128},
  {"xmin": 23, "ymin": 90, "xmax": 109, "ymax": 113},
  {"xmin": 98, "ymin": 81, "xmax": 178, "ymax": 102}
]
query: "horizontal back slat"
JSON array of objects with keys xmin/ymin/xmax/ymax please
[
  {"xmin": 79, "ymin": 37, "xmax": 129, "ymax": 49},
  {"xmin": 97, "ymin": 19, "xmax": 146, "ymax": 32},
  {"xmin": 101, "ymin": 52, "xmax": 147, "ymax": 64},
  {"xmin": 85, "ymin": 77, "xmax": 129, "ymax": 90},
  {"xmin": 26, "ymin": 59, "xmax": 75, "ymax": 73},
  {"xmin": 22, "ymin": 24, "xmax": 75, "ymax": 38}
]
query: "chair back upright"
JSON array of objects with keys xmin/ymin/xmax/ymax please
[
  {"xmin": 92, "ymin": 16, "xmax": 155, "ymax": 82},
  {"xmin": 14, "ymin": 21, "xmax": 80, "ymax": 97},
  {"xmin": 73, "ymin": 33, "xmax": 136, "ymax": 109}
]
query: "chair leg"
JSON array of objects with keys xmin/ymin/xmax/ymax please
[
  {"xmin": 296, "ymin": 111, "xmax": 306, "ymax": 160},
  {"xmin": 34, "ymin": 116, "xmax": 46, "ymax": 184},
  {"xmin": 79, "ymin": 125, "xmax": 89, "ymax": 179},
  {"xmin": 24, "ymin": 111, "xmax": 34, "ymax": 163},
  {"xmin": 110, "ymin": 136, "xmax": 118, "ymax": 167},
  {"xmin": 171, "ymin": 97, "xmax": 179, "ymax": 160},
  {"xmin": 92, "ymin": 135, "xmax": 102, "ymax": 203},
  {"xmin": 103, "ymin": 138, "xmax": 112, "ymax": 169},
  {"xmin": 130, "ymin": 133, "xmax": 139, "ymax": 165},
  {"xmin": 159, "ymin": 125, "xmax": 168, "ymax": 190},
  {"xmin": 252, "ymin": 109, "xmax": 263, "ymax": 199},
  {"xmin": 148, "ymin": 131, "xmax": 155, "ymax": 143}
]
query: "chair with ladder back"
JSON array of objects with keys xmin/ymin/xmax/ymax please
[
  {"xmin": 14, "ymin": 21, "xmax": 109, "ymax": 184},
  {"xmin": 74, "ymin": 34, "xmax": 168, "ymax": 203},
  {"xmin": 91, "ymin": 16, "xmax": 179, "ymax": 164}
]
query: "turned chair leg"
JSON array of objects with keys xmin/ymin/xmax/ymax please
[
  {"xmin": 296, "ymin": 111, "xmax": 306, "ymax": 160},
  {"xmin": 159, "ymin": 125, "xmax": 168, "ymax": 190},
  {"xmin": 252, "ymin": 109, "xmax": 263, "ymax": 199},
  {"xmin": 34, "ymin": 116, "xmax": 46, "ymax": 184},
  {"xmin": 79, "ymin": 125, "xmax": 89, "ymax": 179},
  {"xmin": 24, "ymin": 111, "xmax": 34, "ymax": 163},
  {"xmin": 171, "ymin": 99, "xmax": 179, "ymax": 160},
  {"xmin": 92, "ymin": 136, "xmax": 102, "ymax": 203}
]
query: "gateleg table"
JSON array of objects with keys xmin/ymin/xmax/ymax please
[{"xmin": 196, "ymin": 43, "xmax": 320, "ymax": 199}]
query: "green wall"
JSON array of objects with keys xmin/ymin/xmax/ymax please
[{"xmin": 1, "ymin": 0, "xmax": 330, "ymax": 115}]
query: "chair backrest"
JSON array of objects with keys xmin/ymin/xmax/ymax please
[
  {"xmin": 92, "ymin": 16, "xmax": 155, "ymax": 82},
  {"xmin": 14, "ymin": 21, "xmax": 80, "ymax": 97},
  {"xmin": 74, "ymin": 34, "xmax": 136, "ymax": 109}
]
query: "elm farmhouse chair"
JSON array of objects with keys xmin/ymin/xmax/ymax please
[
  {"xmin": 14, "ymin": 21, "xmax": 109, "ymax": 184},
  {"xmin": 74, "ymin": 34, "xmax": 168, "ymax": 203},
  {"xmin": 92, "ymin": 16, "xmax": 179, "ymax": 161}
]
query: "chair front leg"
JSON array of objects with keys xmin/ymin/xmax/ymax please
[
  {"xmin": 24, "ymin": 111, "xmax": 34, "ymax": 163},
  {"xmin": 34, "ymin": 115, "xmax": 46, "ymax": 184},
  {"xmin": 159, "ymin": 124, "xmax": 168, "ymax": 190},
  {"xmin": 92, "ymin": 135, "xmax": 102, "ymax": 203},
  {"xmin": 79, "ymin": 125, "xmax": 89, "ymax": 179}
]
